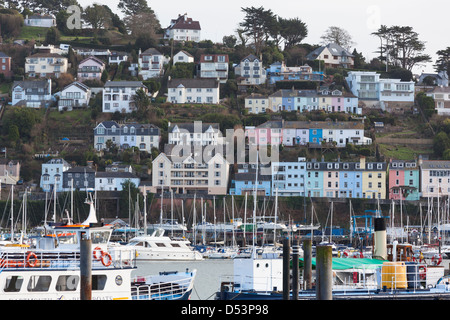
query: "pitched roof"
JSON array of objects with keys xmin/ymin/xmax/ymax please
[
  {"xmin": 306, "ymin": 43, "xmax": 354, "ymax": 60},
  {"xmin": 169, "ymin": 15, "xmax": 201, "ymax": 31},
  {"xmin": 104, "ymin": 80, "xmax": 145, "ymax": 88},
  {"xmin": 79, "ymin": 56, "xmax": 105, "ymax": 66},
  {"xmin": 0, "ymin": 52, "xmax": 10, "ymax": 58},
  {"xmin": 62, "ymin": 81, "xmax": 90, "ymax": 92},
  {"xmin": 140, "ymin": 48, "xmax": 162, "ymax": 56},
  {"xmin": 168, "ymin": 122, "xmax": 220, "ymax": 133},
  {"xmin": 13, "ymin": 79, "xmax": 50, "ymax": 91}
]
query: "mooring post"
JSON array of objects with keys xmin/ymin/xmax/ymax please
[
  {"xmin": 316, "ymin": 245, "xmax": 332, "ymax": 300},
  {"xmin": 282, "ymin": 237, "xmax": 290, "ymax": 300},
  {"xmin": 303, "ymin": 239, "xmax": 312, "ymax": 290},
  {"xmin": 80, "ymin": 231, "xmax": 92, "ymax": 300},
  {"xmin": 292, "ymin": 238, "xmax": 299, "ymax": 300}
]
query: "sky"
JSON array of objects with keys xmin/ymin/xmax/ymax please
[{"xmin": 78, "ymin": 0, "xmax": 445, "ymax": 74}]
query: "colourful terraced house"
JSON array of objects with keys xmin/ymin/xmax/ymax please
[{"xmin": 388, "ymin": 159, "xmax": 420, "ymax": 201}]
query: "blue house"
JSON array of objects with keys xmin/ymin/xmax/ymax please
[
  {"xmin": 230, "ymin": 163, "xmax": 272, "ymax": 196},
  {"xmin": 309, "ymin": 128, "xmax": 323, "ymax": 144}
]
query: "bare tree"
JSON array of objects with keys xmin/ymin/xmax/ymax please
[{"xmin": 320, "ymin": 26, "xmax": 354, "ymax": 50}]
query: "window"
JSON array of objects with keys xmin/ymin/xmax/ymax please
[
  {"xmin": 92, "ymin": 275, "xmax": 107, "ymax": 291},
  {"xmin": 56, "ymin": 276, "xmax": 79, "ymax": 291},
  {"xmin": 28, "ymin": 276, "xmax": 52, "ymax": 292},
  {"xmin": 4, "ymin": 276, "xmax": 24, "ymax": 292}
]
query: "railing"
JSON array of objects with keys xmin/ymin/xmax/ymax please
[
  {"xmin": 0, "ymin": 247, "xmax": 136, "ymax": 270},
  {"xmin": 131, "ymin": 275, "xmax": 192, "ymax": 300}
]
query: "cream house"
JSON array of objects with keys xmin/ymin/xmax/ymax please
[
  {"xmin": 102, "ymin": 81, "xmax": 148, "ymax": 113},
  {"xmin": 168, "ymin": 122, "xmax": 222, "ymax": 146},
  {"xmin": 150, "ymin": 145, "xmax": 229, "ymax": 195},
  {"xmin": 25, "ymin": 53, "xmax": 68, "ymax": 78},
  {"xmin": 306, "ymin": 43, "xmax": 354, "ymax": 69}
]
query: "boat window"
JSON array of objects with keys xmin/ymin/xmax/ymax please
[
  {"xmin": 91, "ymin": 231, "xmax": 111, "ymax": 245},
  {"xmin": 155, "ymin": 243, "xmax": 166, "ymax": 247},
  {"xmin": 27, "ymin": 275, "xmax": 52, "ymax": 292},
  {"xmin": 56, "ymin": 275, "xmax": 79, "ymax": 291},
  {"xmin": 92, "ymin": 275, "xmax": 107, "ymax": 291},
  {"xmin": 129, "ymin": 241, "xmax": 145, "ymax": 247},
  {"xmin": 57, "ymin": 232, "xmax": 78, "ymax": 245},
  {"xmin": 4, "ymin": 276, "xmax": 23, "ymax": 292},
  {"xmin": 172, "ymin": 243, "xmax": 180, "ymax": 247}
]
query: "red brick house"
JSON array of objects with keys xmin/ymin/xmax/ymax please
[{"xmin": 0, "ymin": 52, "xmax": 12, "ymax": 79}]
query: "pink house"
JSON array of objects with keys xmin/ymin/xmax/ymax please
[
  {"xmin": 77, "ymin": 56, "xmax": 105, "ymax": 82},
  {"xmin": 388, "ymin": 159, "xmax": 420, "ymax": 201},
  {"xmin": 245, "ymin": 120, "xmax": 283, "ymax": 146},
  {"xmin": 331, "ymin": 96, "xmax": 345, "ymax": 112}
]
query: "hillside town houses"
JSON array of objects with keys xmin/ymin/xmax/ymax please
[{"xmin": 3, "ymin": 7, "xmax": 450, "ymax": 214}]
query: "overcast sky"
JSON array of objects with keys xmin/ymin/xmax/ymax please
[{"xmin": 78, "ymin": 0, "xmax": 444, "ymax": 73}]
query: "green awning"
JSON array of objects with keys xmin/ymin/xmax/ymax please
[{"xmin": 297, "ymin": 258, "xmax": 388, "ymax": 270}]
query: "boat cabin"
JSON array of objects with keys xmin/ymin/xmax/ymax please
[
  {"xmin": 386, "ymin": 243, "xmax": 414, "ymax": 262},
  {"xmin": 37, "ymin": 224, "xmax": 112, "ymax": 252}
]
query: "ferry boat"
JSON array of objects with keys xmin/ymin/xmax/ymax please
[{"xmin": 0, "ymin": 201, "xmax": 196, "ymax": 300}]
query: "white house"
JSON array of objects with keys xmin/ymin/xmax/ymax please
[
  {"xmin": 426, "ymin": 86, "xmax": 450, "ymax": 115},
  {"xmin": 109, "ymin": 52, "xmax": 128, "ymax": 65},
  {"xmin": 58, "ymin": 81, "xmax": 91, "ymax": 111},
  {"xmin": 40, "ymin": 158, "xmax": 72, "ymax": 192},
  {"xmin": 102, "ymin": 81, "xmax": 148, "ymax": 113},
  {"xmin": 167, "ymin": 78, "xmax": 220, "ymax": 104},
  {"xmin": 150, "ymin": 146, "xmax": 229, "ymax": 195},
  {"xmin": 138, "ymin": 48, "xmax": 167, "ymax": 80},
  {"xmin": 164, "ymin": 14, "xmax": 201, "ymax": 42},
  {"xmin": 346, "ymin": 71, "xmax": 414, "ymax": 101},
  {"xmin": 173, "ymin": 50, "xmax": 194, "ymax": 65},
  {"xmin": 235, "ymin": 54, "xmax": 266, "ymax": 86},
  {"xmin": 198, "ymin": 54, "xmax": 229, "ymax": 83},
  {"xmin": 95, "ymin": 172, "xmax": 140, "ymax": 191},
  {"xmin": 24, "ymin": 14, "xmax": 56, "ymax": 28},
  {"xmin": 12, "ymin": 79, "xmax": 52, "ymax": 108},
  {"xmin": 25, "ymin": 53, "xmax": 68, "ymax": 78},
  {"xmin": 94, "ymin": 121, "xmax": 160, "ymax": 152},
  {"xmin": 168, "ymin": 122, "xmax": 222, "ymax": 146}
]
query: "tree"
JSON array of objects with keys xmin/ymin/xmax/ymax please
[
  {"xmin": 124, "ymin": 11, "xmax": 160, "ymax": 38},
  {"xmin": 435, "ymin": 47, "xmax": 450, "ymax": 82},
  {"xmin": 320, "ymin": 26, "xmax": 354, "ymax": 50},
  {"xmin": 132, "ymin": 88, "xmax": 150, "ymax": 117},
  {"xmin": 82, "ymin": 4, "xmax": 111, "ymax": 34},
  {"xmin": 434, "ymin": 131, "xmax": 450, "ymax": 157},
  {"xmin": 0, "ymin": 9, "xmax": 23, "ymax": 39},
  {"xmin": 45, "ymin": 27, "xmax": 60, "ymax": 45},
  {"xmin": 372, "ymin": 25, "xmax": 431, "ymax": 71},
  {"xmin": 118, "ymin": 0, "xmax": 153, "ymax": 16},
  {"xmin": 8, "ymin": 125, "xmax": 19, "ymax": 147},
  {"xmin": 352, "ymin": 49, "xmax": 366, "ymax": 69},
  {"xmin": 222, "ymin": 35, "xmax": 237, "ymax": 48},
  {"xmin": 278, "ymin": 17, "xmax": 308, "ymax": 49},
  {"xmin": 239, "ymin": 6, "xmax": 277, "ymax": 56}
]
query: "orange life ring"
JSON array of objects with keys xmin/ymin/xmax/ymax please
[
  {"xmin": 93, "ymin": 247, "xmax": 103, "ymax": 260},
  {"xmin": 101, "ymin": 252, "xmax": 112, "ymax": 267},
  {"xmin": 26, "ymin": 252, "xmax": 38, "ymax": 268}
]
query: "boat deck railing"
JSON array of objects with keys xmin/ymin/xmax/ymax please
[
  {"xmin": 0, "ymin": 247, "xmax": 137, "ymax": 270},
  {"xmin": 131, "ymin": 275, "xmax": 192, "ymax": 300}
]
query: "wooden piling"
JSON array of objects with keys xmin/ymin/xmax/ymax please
[
  {"xmin": 303, "ymin": 239, "xmax": 312, "ymax": 290},
  {"xmin": 316, "ymin": 245, "xmax": 332, "ymax": 300},
  {"xmin": 80, "ymin": 232, "xmax": 92, "ymax": 300},
  {"xmin": 292, "ymin": 238, "xmax": 299, "ymax": 300},
  {"xmin": 282, "ymin": 237, "xmax": 290, "ymax": 300}
]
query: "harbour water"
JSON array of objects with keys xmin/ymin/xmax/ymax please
[{"xmin": 133, "ymin": 259, "xmax": 234, "ymax": 300}]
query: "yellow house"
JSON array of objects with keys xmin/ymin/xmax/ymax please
[{"xmin": 360, "ymin": 157, "xmax": 387, "ymax": 199}]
